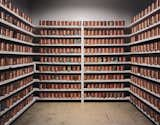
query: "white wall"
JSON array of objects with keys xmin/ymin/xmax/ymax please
[
  {"xmin": 31, "ymin": 6, "xmax": 132, "ymax": 25},
  {"xmin": 13, "ymin": 0, "xmax": 154, "ymax": 25}
]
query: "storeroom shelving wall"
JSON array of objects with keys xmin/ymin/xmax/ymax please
[{"xmin": 0, "ymin": 0, "xmax": 160, "ymax": 125}]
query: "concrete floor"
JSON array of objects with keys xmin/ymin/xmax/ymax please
[{"xmin": 12, "ymin": 102, "xmax": 154, "ymax": 125}]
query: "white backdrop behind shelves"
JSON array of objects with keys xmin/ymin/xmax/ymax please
[{"xmin": 13, "ymin": 0, "xmax": 154, "ymax": 25}]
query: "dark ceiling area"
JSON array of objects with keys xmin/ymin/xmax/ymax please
[{"xmin": 13, "ymin": 0, "xmax": 154, "ymax": 15}]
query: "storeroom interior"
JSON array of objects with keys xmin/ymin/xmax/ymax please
[{"xmin": 0, "ymin": 0, "xmax": 159, "ymax": 125}]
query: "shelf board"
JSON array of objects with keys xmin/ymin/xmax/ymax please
[
  {"xmin": 0, "ymin": 80, "xmax": 35, "ymax": 101},
  {"xmin": 0, "ymin": 51, "xmax": 34, "ymax": 55},
  {"xmin": 35, "ymin": 35, "xmax": 81, "ymax": 38},
  {"xmin": 36, "ymin": 25, "xmax": 81, "ymax": 29},
  {"xmin": 0, "ymin": 19, "xmax": 34, "ymax": 37},
  {"xmin": 84, "ymin": 62, "xmax": 131, "ymax": 65},
  {"xmin": 35, "ymin": 89, "xmax": 81, "ymax": 92},
  {"xmin": 0, "ymin": 72, "xmax": 34, "ymax": 86},
  {"xmin": 131, "ymin": 51, "xmax": 160, "ymax": 55},
  {"xmin": 35, "ymin": 53, "xmax": 81, "ymax": 56},
  {"xmin": 36, "ymin": 98, "xmax": 81, "ymax": 101},
  {"xmin": 130, "ymin": 36, "xmax": 160, "ymax": 46},
  {"xmin": 84, "ymin": 70, "xmax": 130, "ymax": 74},
  {"xmin": 35, "ymin": 62, "xmax": 81, "ymax": 65},
  {"xmin": 0, "ymin": 35, "xmax": 34, "ymax": 46},
  {"xmin": 131, "ymin": 102, "xmax": 159, "ymax": 125},
  {"xmin": 131, "ymin": 63, "xmax": 160, "ymax": 69},
  {"xmin": 84, "ymin": 35, "xmax": 129, "ymax": 38},
  {"xmin": 131, "ymin": 72, "xmax": 160, "ymax": 83},
  {"xmin": 84, "ymin": 44, "xmax": 129, "ymax": 47},
  {"xmin": 84, "ymin": 97, "xmax": 130, "ymax": 101},
  {"xmin": 35, "ymin": 71, "xmax": 81, "ymax": 74},
  {"xmin": 36, "ymin": 80, "xmax": 81, "ymax": 83},
  {"xmin": 84, "ymin": 26, "xmax": 128, "ymax": 29},
  {"xmin": 130, "ymin": 91, "xmax": 160, "ymax": 113},
  {"xmin": 130, "ymin": 21, "xmax": 160, "ymax": 37},
  {"xmin": 0, "ymin": 63, "xmax": 34, "ymax": 71},
  {"xmin": 85, "ymin": 52, "xmax": 130, "ymax": 56},
  {"xmin": 130, "ymin": 81, "xmax": 160, "ymax": 99},
  {"xmin": 84, "ymin": 79, "xmax": 130, "ymax": 83},
  {"xmin": 5, "ymin": 99, "xmax": 36, "ymax": 125},
  {"xmin": 35, "ymin": 44, "xmax": 81, "ymax": 47},
  {"xmin": 84, "ymin": 88, "xmax": 129, "ymax": 92},
  {"xmin": 129, "ymin": 7, "xmax": 160, "ymax": 27},
  {"xmin": 0, "ymin": 4, "xmax": 34, "ymax": 27},
  {"xmin": 0, "ymin": 90, "xmax": 34, "ymax": 117}
]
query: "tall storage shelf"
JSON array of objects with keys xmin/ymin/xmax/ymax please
[
  {"xmin": 130, "ymin": 0, "xmax": 160, "ymax": 124},
  {"xmin": 83, "ymin": 21, "xmax": 130, "ymax": 101},
  {"xmin": 0, "ymin": 1, "xmax": 35, "ymax": 125},
  {"xmin": 34, "ymin": 21, "xmax": 82, "ymax": 101},
  {"xmin": 33, "ymin": 20, "xmax": 131, "ymax": 102}
]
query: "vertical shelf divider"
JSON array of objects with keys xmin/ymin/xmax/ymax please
[{"xmin": 81, "ymin": 20, "xmax": 85, "ymax": 103}]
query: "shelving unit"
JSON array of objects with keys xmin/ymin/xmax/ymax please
[
  {"xmin": 32, "ymin": 20, "xmax": 131, "ymax": 102},
  {"xmin": 34, "ymin": 20, "xmax": 82, "ymax": 102},
  {"xmin": 130, "ymin": 1, "xmax": 160, "ymax": 124},
  {"xmin": 4, "ymin": 98, "xmax": 36, "ymax": 125},
  {"xmin": 131, "ymin": 101, "xmax": 159, "ymax": 125},
  {"xmin": 0, "ymin": 1, "xmax": 35, "ymax": 125},
  {"xmin": 0, "ymin": 0, "xmax": 160, "ymax": 125},
  {"xmin": 83, "ymin": 21, "xmax": 130, "ymax": 101}
]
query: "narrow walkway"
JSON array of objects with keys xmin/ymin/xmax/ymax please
[{"xmin": 12, "ymin": 102, "xmax": 154, "ymax": 125}]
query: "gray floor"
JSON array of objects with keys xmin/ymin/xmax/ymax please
[{"xmin": 12, "ymin": 102, "xmax": 154, "ymax": 125}]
